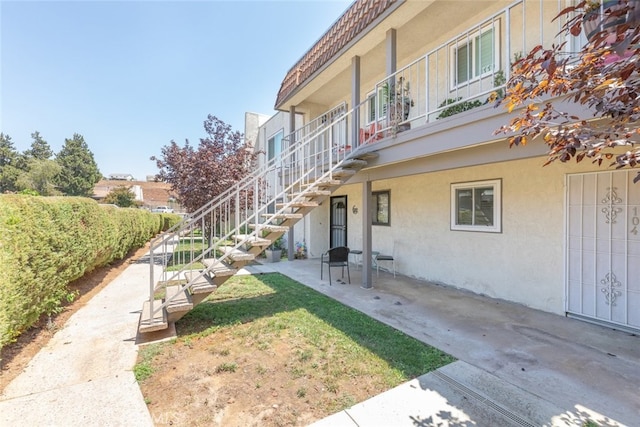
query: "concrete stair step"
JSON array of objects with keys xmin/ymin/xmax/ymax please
[
  {"xmin": 165, "ymin": 285, "xmax": 193, "ymax": 323},
  {"xmin": 331, "ymin": 169, "xmax": 357, "ymax": 179},
  {"xmin": 349, "ymin": 151, "xmax": 379, "ymax": 161},
  {"xmin": 202, "ymin": 258, "xmax": 236, "ymax": 277},
  {"xmin": 138, "ymin": 300, "xmax": 168, "ymax": 333},
  {"xmin": 249, "ymin": 223, "xmax": 289, "ymax": 233},
  {"xmin": 217, "ymin": 246, "xmax": 256, "ymax": 262},
  {"xmin": 276, "ymin": 200, "xmax": 319, "ymax": 209},
  {"xmin": 291, "ymin": 206, "xmax": 316, "ymax": 217},
  {"xmin": 233, "ymin": 234, "xmax": 272, "ymax": 247},
  {"xmin": 184, "ymin": 271, "xmax": 218, "ymax": 294},
  {"xmin": 165, "ymin": 285, "xmax": 193, "ymax": 313},
  {"xmin": 301, "ymin": 179, "xmax": 342, "ymax": 188},
  {"xmin": 183, "ymin": 271, "xmax": 218, "ymax": 305},
  {"xmin": 261, "ymin": 213, "xmax": 304, "ymax": 221},
  {"xmin": 290, "ymin": 189, "xmax": 332, "ymax": 198},
  {"xmin": 339, "ymin": 159, "xmax": 368, "ymax": 169}
]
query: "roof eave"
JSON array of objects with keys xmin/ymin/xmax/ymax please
[{"xmin": 274, "ymin": 0, "xmax": 403, "ymax": 111}]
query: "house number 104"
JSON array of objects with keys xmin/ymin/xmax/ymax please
[{"xmin": 632, "ymin": 207, "xmax": 640, "ymax": 235}]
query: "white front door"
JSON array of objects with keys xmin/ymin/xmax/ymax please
[{"xmin": 567, "ymin": 171, "xmax": 640, "ymax": 331}]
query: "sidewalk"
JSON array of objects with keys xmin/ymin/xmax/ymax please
[
  {"xmin": 1, "ymin": 256, "xmax": 638, "ymax": 426},
  {"xmin": 0, "ymin": 256, "xmax": 153, "ymax": 426}
]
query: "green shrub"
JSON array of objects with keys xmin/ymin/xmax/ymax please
[
  {"xmin": 0, "ymin": 195, "xmax": 173, "ymax": 348},
  {"xmin": 158, "ymin": 213, "xmax": 181, "ymax": 231},
  {"xmin": 436, "ymin": 97, "xmax": 484, "ymax": 119}
]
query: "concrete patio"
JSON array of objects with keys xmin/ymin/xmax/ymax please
[{"xmin": 266, "ymin": 258, "xmax": 640, "ymax": 426}]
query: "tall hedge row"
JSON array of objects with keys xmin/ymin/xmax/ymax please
[{"xmin": 0, "ymin": 195, "xmax": 180, "ymax": 348}]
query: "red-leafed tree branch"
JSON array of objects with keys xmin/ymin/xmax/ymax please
[
  {"xmin": 152, "ymin": 115, "xmax": 258, "ymax": 213},
  {"xmin": 495, "ymin": 0, "xmax": 640, "ymax": 180}
]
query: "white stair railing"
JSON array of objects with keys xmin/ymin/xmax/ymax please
[{"xmin": 144, "ymin": 101, "xmax": 364, "ymax": 321}]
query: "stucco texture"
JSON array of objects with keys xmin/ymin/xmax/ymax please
[{"xmin": 308, "ymin": 156, "xmax": 616, "ymax": 315}]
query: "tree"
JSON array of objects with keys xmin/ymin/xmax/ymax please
[
  {"xmin": 495, "ymin": 0, "xmax": 640, "ymax": 180},
  {"xmin": 103, "ymin": 185, "xmax": 138, "ymax": 207},
  {"xmin": 152, "ymin": 115, "xmax": 258, "ymax": 213},
  {"xmin": 0, "ymin": 133, "xmax": 24, "ymax": 193},
  {"xmin": 16, "ymin": 158, "xmax": 62, "ymax": 196},
  {"xmin": 55, "ymin": 133, "xmax": 101, "ymax": 196},
  {"xmin": 24, "ymin": 131, "xmax": 53, "ymax": 160}
]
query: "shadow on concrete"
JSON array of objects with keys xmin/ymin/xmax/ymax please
[
  {"xmin": 410, "ymin": 412, "xmax": 474, "ymax": 427},
  {"xmin": 135, "ymin": 254, "xmax": 172, "ymax": 266}
]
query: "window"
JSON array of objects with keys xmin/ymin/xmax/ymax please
[
  {"xmin": 451, "ymin": 23, "xmax": 499, "ymax": 87},
  {"xmin": 267, "ymin": 130, "xmax": 283, "ymax": 161},
  {"xmin": 366, "ymin": 87, "xmax": 387, "ymax": 124},
  {"xmin": 451, "ymin": 179, "xmax": 501, "ymax": 232},
  {"xmin": 371, "ymin": 190, "xmax": 390, "ymax": 226}
]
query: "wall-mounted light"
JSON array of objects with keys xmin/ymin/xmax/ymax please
[{"xmin": 352, "ymin": 205, "xmax": 358, "ymax": 214}]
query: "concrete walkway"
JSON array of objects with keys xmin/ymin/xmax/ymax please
[
  {"xmin": 1, "ymin": 256, "xmax": 638, "ymax": 426},
  {"xmin": 0, "ymin": 256, "xmax": 154, "ymax": 426}
]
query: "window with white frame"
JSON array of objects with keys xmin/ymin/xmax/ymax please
[
  {"xmin": 366, "ymin": 87, "xmax": 387, "ymax": 124},
  {"xmin": 451, "ymin": 179, "xmax": 501, "ymax": 232},
  {"xmin": 450, "ymin": 23, "xmax": 500, "ymax": 88}
]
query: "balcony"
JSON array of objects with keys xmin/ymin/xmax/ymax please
[{"xmin": 297, "ymin": 0, "xmax": 577, "ymax": 156}]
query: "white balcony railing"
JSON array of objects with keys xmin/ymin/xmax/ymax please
[{"xmin": 353, "ymin": 0, "xmax": 569, "ymax": 145}]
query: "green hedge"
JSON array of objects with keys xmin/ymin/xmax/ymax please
[{"xmin": 0, "ymin": 195, "xmax": 180, "ymax": 348}]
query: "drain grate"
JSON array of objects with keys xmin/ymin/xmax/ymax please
[{"xmin": 432, "ymin": 370, "xmax": 538, "ymax": 427}]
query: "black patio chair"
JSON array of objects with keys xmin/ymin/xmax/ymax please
[{"xmin": 320, "ymin": 246, "xmax": 351, "ymax": 285}]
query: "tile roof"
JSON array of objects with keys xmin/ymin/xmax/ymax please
[
  {"xmin": 274, "ymin": 0, "xmax": 397, "ymax": 109},
  {"xmin": 93, "ymin": 179, "xmax": 178, "ymax": 208}
]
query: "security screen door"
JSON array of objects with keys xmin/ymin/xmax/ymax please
[
  {"xmin": 567, "ymin": 171, "xmax": 640, "ymax": 331},
  {"xmin": 330, "ymin": 195, "xmax": 347, "ymax": 248}
]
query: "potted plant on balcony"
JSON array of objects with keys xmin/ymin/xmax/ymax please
[
  {"xmin": 264, "ymin": 236, "xmax": 285, "ymax": 262},
  {"xmin": 436, "ymin": 97, "xmax": 483, "ymax": 119},
  {"xmin": 383, "ymin": 76, "xmax": 414, "ymax": 134}
]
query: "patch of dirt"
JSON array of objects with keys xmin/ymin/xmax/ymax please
[
  {"xmin": 140, "ymin": 325, "xmax": 368, "ymax": 427},
  {"xmin": 0, "ymin": 243, "xmax": 152, "ymax": 391}
]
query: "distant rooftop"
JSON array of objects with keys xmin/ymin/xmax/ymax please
[{"xmin": 108, "ymin": 173, "xmax": 134, "ymax": 180}]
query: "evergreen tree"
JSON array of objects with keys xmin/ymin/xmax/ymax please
[
  {"xmin": 0, "ymin": 133, "xmax": 23, "ymax": 192},
  {"xmin": 55, "ymin": 133, "xmax": 101, "ymax": 196},
  {"xmin": 103, "ymin": 185, "xmax": 138, "ymax": 207},
  {"xmin": 16, "ymin": 158, "xmax": 62, "ymax": 196},
  {"xmin": 24, "ymin": 131, "xmax": 53, "ymax": 160}
]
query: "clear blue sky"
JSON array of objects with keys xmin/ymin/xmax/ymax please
[{"xmin": 1, "ymin": 0, "xmax": 351, "ymax": 180}]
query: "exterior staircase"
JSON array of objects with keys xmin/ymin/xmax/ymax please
[{"xmin": 138, "ymin": 103, "xmax": 379, "ymax": 334}]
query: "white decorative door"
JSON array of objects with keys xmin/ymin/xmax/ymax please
[{"xmin": 567, "ymin": 171, "xmax": 640, "ymax": 331}]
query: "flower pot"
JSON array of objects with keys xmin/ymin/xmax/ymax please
[
  {"xmin": 264, "ymin": 249, "xmax": 281, "ymax": 263},
  {"xmin": 388, "ymin": 96, "xmax": 412, "ymax": 132}
]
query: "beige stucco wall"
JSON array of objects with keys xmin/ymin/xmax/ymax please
[
  {"xmin": 254, "ymin": 111, "xmax": 305, "ymax": 168},
  {"xmin": 305, "ymin": 155, "xmax": 619, "ymax": 315},
  {"xmin": 304, "ymin": 205, "xmax": 330, "ymax": 259}
]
